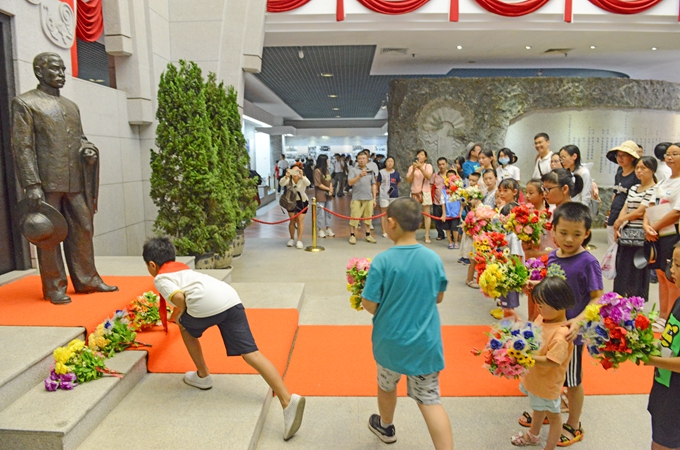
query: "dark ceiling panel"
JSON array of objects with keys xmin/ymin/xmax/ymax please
[{"xmin": 254, "ymin": 45, "xmax": 628, "ymax": 120}]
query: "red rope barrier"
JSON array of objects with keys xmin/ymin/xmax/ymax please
[
  {"xmin": 252, "ymin": 206, "xmax": 308, "ymax": 225},
  {"xmin": 422, "ymin": 212, "xmax": 452, "ymax": 222},
  {"xmin": 319, "ymin": 206, "xmax": 386, "ymax": 221}
]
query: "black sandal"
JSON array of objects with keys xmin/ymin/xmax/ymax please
[
  {"xmin": 557, "ymin": 422, "xmax": 584, "ymax": 447},
  {"xmin": 518, "ymin": 411, "xmax": 549, "ymax": 428}
]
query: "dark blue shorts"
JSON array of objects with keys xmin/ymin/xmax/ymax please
[{"xmin": 179, "ymin": 304, "xmax": 258, "ymax": 356}]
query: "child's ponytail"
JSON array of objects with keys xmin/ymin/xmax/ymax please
[{"xmin": 572, "ymin": 173, "xmax": 584, "ymax": 197}]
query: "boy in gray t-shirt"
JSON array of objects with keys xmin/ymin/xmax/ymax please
[{"xmin": 347, "ymin": 152, "xmax": 377, "ymax": 244}]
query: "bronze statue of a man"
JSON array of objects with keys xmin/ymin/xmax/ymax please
[{"xmin": 11, "ymin": 52, "xmax": 118, "ymax": 304}]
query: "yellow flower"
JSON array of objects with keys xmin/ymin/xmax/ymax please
[
  {"xmin": 67, "ymin": 338, "xmax": 84, "ymax": 352},
  {"xmin": 53, "ymin": 347, "xmax": 72, "ymax": 364},
  {"xmin": 584, "ymin": 304, "xmax": 602, "ymax": 322},
  {"xmin": 346, "ymin": 284, "xmax": 353, "ymax": 292},
  {"xmin": 54, "ymin": 362, "xmax": 69, "ymax": 374},
  {"xmin": 95, "ymin": 336, "xmax": 108, "ymax": 349}
]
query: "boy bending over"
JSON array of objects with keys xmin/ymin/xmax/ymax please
[
  {"xmin": 143, "ymin": 238, "xmax": 305, "ymax": 441},
  {"xmin": 361, "ymin": 197, "xmax": 454, "ymax": 449}
]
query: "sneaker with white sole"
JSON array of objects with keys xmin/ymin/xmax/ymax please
[
  {"xmin": 368, "ymin": 414, "xmax": 396, "ymax": 443},
  {"xmin": 349, "ymin": 235, "xmax": 356, "ymax": 245},
  {"xmin": 369, "ymin": 224, "xmax": 375, "ymax": 230},
  {"xmin": 296, "ymin": 241, "xmax": 304, "ymax": 249},
  {"xmin": 283, "ymin": 394, "xmax": 306, "ymax": 440},
  {"xmin": 287, "ymin": 239, "xmax": 294, "ymax": 247},
  {"xmin": 318, "ymin": 229, "xmax": 326, "ymax": 238},
  {"xmin": 183, "ymin": 371, "xmax": 213, "ymax": 390},
  {"xmin": 325, "ymin": 228, "xmax": 335, "ymax": 237},
  {"xmin": 366, "ymin": 235, "xmax": 377, "ymax": 244},
  {"xmin": 382, "ymin": 232, "xmax": 388, "ymax": 238}
]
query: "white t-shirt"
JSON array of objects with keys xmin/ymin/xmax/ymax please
[
  {"xmin": 497, "ymin": 165, "xmax": 520, "ymax": 182},
  {"xmin": 571, "ymin": 166, "xmax": 592, "ymax": 206},
  {"xmin": 154, "ymin": 269, "xmax": 241, "ymax": 318},
  {"xmin": 656, "ymin": 161, "xmax": 672, "ymax": 185},
  {"xmin": 532, "ymin": 152, "xmax": 553, "ymax": 180},
  {"xmin": 647, "ymin": 176, "xmax": 680, "ymax": 211}
]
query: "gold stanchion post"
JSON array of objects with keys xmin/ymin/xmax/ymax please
[{"xmin": 305, "ymin": 197, "xmax": 325, "ymax": 252}]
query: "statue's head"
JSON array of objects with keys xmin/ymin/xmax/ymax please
[{"xmin": 33, "ymin": 52, "xmax": 66, "ymax": 89}]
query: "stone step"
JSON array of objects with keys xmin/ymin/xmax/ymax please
[
  {"xmin": 0, "ymin": 350, "xmax": 147, "ymax": 450},
  {"xmin": 77, "ymin": 374, "xmax": 274, "ymax": 450},
  {"xmin": 0, "ymin": 326, "xmax": 84, "ymax": 412}
]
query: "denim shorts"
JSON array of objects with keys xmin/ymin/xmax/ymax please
[{"xmin": 520, "ymin": 383, "xmax": 561, "ymax": 414}]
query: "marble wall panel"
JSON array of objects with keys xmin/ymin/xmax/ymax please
[
  {"xmin": 169, "ymin": 21, "xmax": 221, "ymax": 62},
  {"xmin": 123, "ymin": 181, "xmax": 145, "ymax": 225},
  {"xmin": 126, "ymin": 222, "xmax": 147, "ymax": 256},
  {"xmin": 94, "ymin": 184, "xmax": 126, "ymax": 235},
  {"xmin": 121, "ymin": 139, "xmax": 143, "ymax": 182},
  {"xmin": 168, "ymin": 0, "xmax": 225, "ymax": 22},
  {"xmin": 92, "ymin": 135, "xmax": 123, "ymax": 186},
  {"xmin": 149, "ymin": 9, "xmax": 171, "ymax": 61},
  {"xmin": 93, "ymin": 228, "xmax": 128, "ymax": 256}
]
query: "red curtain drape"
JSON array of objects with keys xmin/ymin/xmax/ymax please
[
  {"xmin": 76, "ymin": 0, "xmax": 104, "ymax": 42},
  {"xmin": 450, "ymin": 0, "xmax": 459, "ymax": 21},
  {"xmin": 588, "ymin": 0, "xmax": 662, "ymax": 14},
  {"xmin": 473, "ymin": 0, "xmax": 550, "ymax": 16},
  {"xmin": 267, "ymin": 0, "xmax": 311, "ymax": 13},
  {"xmin": 356, "ymin": 0, "xmax": 430, "ymax": 14}
]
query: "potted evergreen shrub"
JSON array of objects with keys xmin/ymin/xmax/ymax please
[{"xmin": 151, "ymin": 60, "xmax": 232, "ymax": 269}]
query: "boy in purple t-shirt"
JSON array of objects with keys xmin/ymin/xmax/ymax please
[{"xmin": 519, "ymin": 203, "xmax": 603, "ymax": 447}]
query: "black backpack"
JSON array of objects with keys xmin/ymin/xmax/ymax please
[{"xmin": 279, "ymin": 187, "xmax": 297, "ymax": 212}]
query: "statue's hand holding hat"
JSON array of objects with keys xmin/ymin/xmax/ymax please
[{"xmin": 18, "ymin": 200, "xmax": 67, "ymax": 249}]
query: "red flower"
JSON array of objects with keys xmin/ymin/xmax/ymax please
[
  {"xmin": 601, "ymin": 358, "xmax": 614, "ymax": 370},
  {"xmin": 531, "ymin": 216, "xmax": 539, "ymax": 223},
  {"xmin": 635, "ymin": 315, "xmax": 650, "ymax": 330},
  {"xmin": 610, "ymin": 326, "xmax": 628, "ymax": 340},
  {"xmin": 544, "ymin": 222, "xmax": 552, "ymax": 231},
  {"xmin": 603, "ymin": 317, "xmax": 617, "ymax": 330}
]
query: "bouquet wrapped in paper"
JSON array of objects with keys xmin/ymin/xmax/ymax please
[
  {"xmin": 475, "ymin": 319, "xmax": 543, "ymax": 379},
  {"xmin": 346, "ymin": 257, "xmax": 371, "ymax": 311},
  {"xmin": 501, "ymin": 204, "xmax": 552, "ymax": 245},
  {"xmin": 444, "ymin": 174, "xmax": 465, "ymax": 201},
  {"xmin": 463, "ymin": 205, "xmax": 501, "ymax": 237},
  {"xmin": 579, "ymin": 292, "xmax": 661, "ymax": 370}
]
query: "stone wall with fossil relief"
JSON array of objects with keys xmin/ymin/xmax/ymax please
[{"xmin": 388, "ymin": 77, "xmax": 680, "ymax": 198}]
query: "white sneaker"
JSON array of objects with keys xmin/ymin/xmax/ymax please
[
  {"xmin": 183, "ymin": 371, "xmax": 213, "ymax": 390},
  {"xmin": 283, "ymin": 394, "xmax": 306, "ymax": 440},
  {"xmin": 382, "ymin": 232, "xmax": 388, "ymax": 238},
  {"xmin": 369, "ymin": 224, "xmax": 375, "ymax": 230},
  {"xmin": 325, "ymin": 228, "xmax": 335, "ymax": 237},
  {"xmin": 287, "ymin": 239, "xmax": 294, "ymax": 247},
  {"xmin": 318, "ymin": 229, "xmax": 326, "ymax": 238},
  {"xmin": 296, "ymin": 241, "xmax": 304, "ymax": 249}
]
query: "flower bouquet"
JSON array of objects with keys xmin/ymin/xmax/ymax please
[
  {"xmin": 127, "ymin": 291, "xmax": 162, "ymax": 331},
  {"xmin": 579, "ymin": 292, "xmax": 661, "ymax": 370},
  {"xmin": 472, "ymin": 232, "xmax": 508, "ymax": 280},
  {"xmin": 474, "ymin": 319, "xmax": 543, "ymax": 379},
  {"xmin": 478, "ymin": 254, "xmax": 529, "ymax": 299},
  {"xmin": 45, "ymin": 338, "xmax": 119, "ymax": 390},
  {"xmin": 444, "ymin": 174, "xmax": 465, "ymax": 201},
  {"xmin": 88, "ymin": 310, "xmax": 148, "ymax": 357},
  {"xmin": 347, "ymin": 257, "xmax": 371, "ymax": 311},
  {"xmin": 462, "ymin": 185, "xmax": 484, "ymax": 202},
  {"xmin": 524, "ymin": 256, "xmax": 567, "ymax": 282},
  {"xmin": 463, "ymin": 205, "xmax": 501, "ymax": 237},
  {"xmin": 501, "ymin": 204, "xmax": 552, "ymax": 245}
]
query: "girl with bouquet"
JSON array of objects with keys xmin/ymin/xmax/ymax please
[
  {"xmin": 492, "ymin": 201, "xmax": 524, "ymax": 321},
  {"xmin": 645, "ymin": 241, "xmax": 680, "ymax": 450},
  {"xmin": 524, "ymin": 178, "xmax": 553, "ymax": 320},
  {"xmin": 518, "ymin": 202, "xmax": 603, "ymax": 447},
  {"xmin": 511, "ymin": 277, "xmax": 574, "ymax": 450}
]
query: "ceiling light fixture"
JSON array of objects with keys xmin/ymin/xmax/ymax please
[
  {"xmin": 332, "ymin": 107, "xmax": 339, "ymax": 110},
  {"xmin": 328, "ymin": 94, "xmax": 337, "ymax": 98},
  {"xmin": 456, "ymin": 45, "xmax": 462, "ymax": 50},
  {"xmin": 590, "ymin": 45, "xmax": 596, "ymax": 49},
  {"xmin": 652, "ymin": 47, "xmax": 658, "ymax": 51},
  {"xmin": 298, "ymin": 48, "xmax": 304, "ymax": 59},
  {"xmin": 525, "ymin": 46, "xmax": 531, "ymax": 50},
  {"xmin": 320, "ymin": 73, "xmax": 333, "ymax": 77},
  {"xmin": 335, "ymin": 116, "xmax": 341, "ymax": 118}
]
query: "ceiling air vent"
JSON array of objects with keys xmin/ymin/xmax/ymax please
[
  {"xmin": 380, "ymin": 48, "xmax": 408, "ymax": 55},
  {"xmin": 543, "ymin": 48, "xmax": 574, "ymax": 55}
]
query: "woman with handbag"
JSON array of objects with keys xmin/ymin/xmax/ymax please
[
  {"xmin": 613, "ymin": 156, "xmax": 658, "ymax": 300},
  {"xmin": 407, "ymin": 149, "xmax": 434, "ymax": 243},
  {"xmin": 643, "ymin": 143, "xmax": 680, "ymax": 332},
  {"xmin": 280, "ymin": 163, "xmax": 310, "ymax": 249}
]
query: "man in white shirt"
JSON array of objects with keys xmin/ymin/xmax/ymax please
[
  {"xmin": 532, "ymin": 132, "xmax": 553, "ymax": 179},
  {"xmin": 277, "ymin": 154, "xmax": 290, "ymax": 193},
  {"xmin": 362, "ymin": 149, "xmax": 380, "ymax": 230}
]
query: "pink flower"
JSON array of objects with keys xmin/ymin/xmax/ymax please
[
  {"xmin": 347, "ymin": 258, "xmax": 359, "ymax": 270},
  {"xmin": 523, "ymin": 226, "xmax": 534, "ymax": 235},
  {"xmin": 515, "ymin": 225, "xmax": 523, "ymax": 234}
]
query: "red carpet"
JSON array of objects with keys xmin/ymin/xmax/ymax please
[
  {"xmin": 0, "ymin": 275, "xmax": 154, "ymax": 332},
  {"xmin": 0, "ymin": 276, "xmax": 298, "ymax": 375},
  {"xmin": 283, "ymin": 325, "xmax": 655, "ymax": 397}
]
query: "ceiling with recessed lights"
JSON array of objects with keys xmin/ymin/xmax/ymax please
[{"xmin": 253, "ymin": 45, "xmax": 627, "ymax": 120}]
